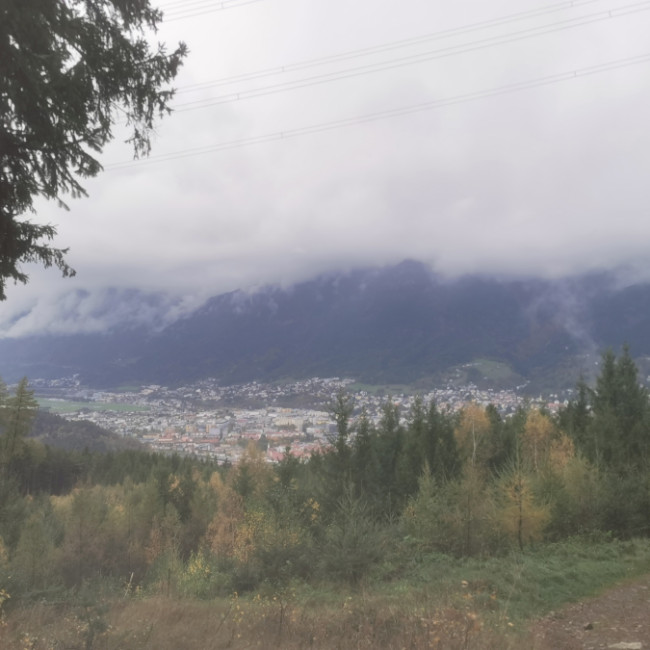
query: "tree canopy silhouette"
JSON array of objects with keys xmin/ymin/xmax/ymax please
[{"xmin": 0, "ymin": 0, "xmax": 187, "ymax": 299}]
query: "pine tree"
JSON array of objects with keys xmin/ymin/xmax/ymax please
[
  {"xmin": 375, "ymin": 399, "xmax": 405, "ymax": 516},
  {"xmin": 350, "ymin": 407, "xmax": 381, "ymax": 508},
  {"xmin": 1, "ymin": 0, "xmax": 187, "ymax": 297},
  {"xmin": 427, "ymin": 400, "xmax": 460, "ymax": 481},
  {"xmin": 395, "ymin": 396, "xmax": 428, "ymax": 499},
  {"xmin": 0, "ymin": 377, "xmax": 38, "ymax": 482},
  {"xmin": 590, "ymin": 347, "xmax": 649, "ymax": 469},
  {"xmin": 559, "ymin": 377, "xmax": 592, "ymax": 452}
]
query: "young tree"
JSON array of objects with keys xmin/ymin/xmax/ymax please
[
  {"xmin": 350, "ymin": 407, "xmax": 380, "ymax": 505},
  {"xmin": 314, "ymin": 391, "xmax": 355, "ymax": 518},
  {"xmin": 427, "ymin": 399, "xmax": 460, "ymax": 480},
  {"xmin": 558, "ymin": 377, "xmax": 591, "ymax": 447},
  {"xmin": 1, "ymin": 0, "xmax": 187, "ymax": 298},
  {"xmin": 56, "ymin": 485, "xmax": 110, "ymax": 585},
  {"xmin": 318, "ymin": 486, "xmax": 383, "ymax": 585},
  {"xmin": 494, "ymin": 459, "xmax": 550, "ymax": 550},
  {"xmin": 521, "ymin": 409, "xmax": 556, "ymax": 472},
  {"xmin": 590, "ymin": 347, "xmax": 649, "ymax": 469},
  {"xmin": 374, "ymin": 399, "xmax": 405, "ymax": 516},
  {"xmin": 329, "ymin": 390, "xmax": 354, "ymax": 461},
  {"xmin": 454, "ymin": 403, "xmax": 491, "ymax": 471},
  {"xmin": 484, "ymin": 403, "xmax": 515, "ymax": 473},
  {"xmin": 0, "ymin": 377, "xmax": 38, "ymax": 482},
  {"xmin": 395, "ymin": 396, "xmax": 427, "ymax": 498},
  {"xmin": 12, "ymin": 505, "xmax": 62, "ymax": 590}
]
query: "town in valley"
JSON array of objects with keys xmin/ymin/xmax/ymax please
[{"xmin": 31, "ymin": 374, "xmax": 567, "ymax": 464}]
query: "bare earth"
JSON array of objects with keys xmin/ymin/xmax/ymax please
[{"xmin": 528, "ymin": 573, "xmax": 650, "ymax": 650}]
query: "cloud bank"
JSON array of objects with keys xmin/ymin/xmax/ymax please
[{"xmin": 2, "ymin": 0, "xmax": 650, "ymax": 335}]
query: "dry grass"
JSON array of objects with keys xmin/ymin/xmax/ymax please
[
  {"xmin": 0, "ymin": 591, "xmax": 515, "ymax": 650},
  {"xmin": 7, "ymin": 538, "xmax": 649, "ymax": 649}
]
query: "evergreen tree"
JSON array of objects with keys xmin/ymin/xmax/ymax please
[
  {"xmin": 329, "ymin": 390, "xmax": 354, "ymax": 462},
  {"xmin": 590, "ymin": 347, "xmax": 649, "ymax": 469},
  {"xmin": 1, "ymin": 0, "xmax": 187, "ymax": 297},
  {"xmin": 427, "ymin": 400, "xmax": 460, "ymax": 481},
  {"xmin": 395, "ymin": 396, "xmax": 428, "ymax": 499},
  {"xmin": 374, "ymin": 399, "xmax": 405, "ymax": 517},
  {"xmin": 0, "ymin": 378, "xmax": 38, "ymax": 487},
  {"xmin": 313, "ymin": 391, "xmax": 355, "ymax": 520},
  {"xmin": 350, "ymin": 407, "xmax": 381, "ymax": 508},
  {"xmin": 318, "ymin": 486, "xmax": 383, "ymax": 585},
  {"xmin": 0, "ymin": 377, "xmax": 7, "ymax": 410},
  {"xmin": 558, "ymin": 377, "xmax": 592, "ymax": 452},
  {"xmin": 484, "ymin": 404, "xmax": 515, "ymax": 473}
]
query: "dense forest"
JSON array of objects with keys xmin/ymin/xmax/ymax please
[{"xmin": 1, "ymin": 347, "xmax": 649, "ymax": 606}]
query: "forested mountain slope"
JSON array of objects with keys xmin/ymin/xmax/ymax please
[{"xmin": 1, "ymin": 261, "xmax": 649, "ymax": 388}]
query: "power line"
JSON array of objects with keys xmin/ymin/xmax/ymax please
[
  {"xmin": 161, "ymin": 0, "xmax": 265, "ymax": 21},
  {"xmin": 105, "ymin": 51, "xmax": 650, "ymax": 170},
  {"xmin": 175, "ymin": 0, "xmax": 606, "ymax": 94},
  {"xmin": 160, "ymin": 0, "xmax": 258, "ymax": 13},
  {"xmin": 158, "ymin": 0, "xmax": 229, "ymax": 9},
  {"xmin": 172, "ymin": 1, "xmax": 650, "ymax": 113},
  {"xmin": 158, "ymin": 0, "xmax": 231, "ymax": 8}
]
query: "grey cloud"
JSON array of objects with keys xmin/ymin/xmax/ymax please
[{"xmin": 2, "ymin": 0, "xmax": 650, "ymax": 334}]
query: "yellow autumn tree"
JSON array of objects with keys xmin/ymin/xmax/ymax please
[
  {"xmin": 206, "ymin": 471, "xmax": 244, "ymax": 559},
  {"xmin": 455, "ymin": 403, "xmax": 492, "ymax": 471},
  {"xmin": 548, "ymin": 433, "xmax": 576, "ymax": 472},
  {"xmin": 231, "ymin": 442, "xmax": 274, "ymax": 501},
  {"xmin": 11, "ymin": 510, "xmax": 60, "ymax": 590},
  {"xmin": 494, "ymin": 462, "xmax": 550, "ymax": 549},
  {"xmin": 451, "ymin": 404, "xmax": 501, "ymax": 554},
  {"xmin": 52, "ymin": 485, "xmax": 111, "ymax": 586},
  {"xmin": 206, "ymin": 449, "xmax": 309, "ymax": 580},
  {"xmin": 206, "ymin": 477, "xmax": 276, "ymax": 565},
  {"xmin": 214, "ymin": 443, "xmax": 275, "ymax": 558},
  {"xmin": 521, "ymin": 409, "xmax": 557, "ymax": 471},
  {"xmin": 550, "ymin": 453, "xmax": 602, "ymax": 535}
]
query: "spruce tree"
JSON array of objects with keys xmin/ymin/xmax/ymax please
[
  {"xmin": 590, "ymin": 347, "xmax": 649, "ymax": 469},
  {"xmin": 1, "ymin": 0, "xmax": 187, "ymax": 297}
]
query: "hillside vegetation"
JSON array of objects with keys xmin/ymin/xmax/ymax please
[{"xmin": 1, "ymin": 347, "xmax": 650, "ymax": 648}]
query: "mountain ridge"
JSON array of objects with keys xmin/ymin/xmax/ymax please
[{"xmin": 0, "ymin": 261, "xmax": 647, "ymax": 390}]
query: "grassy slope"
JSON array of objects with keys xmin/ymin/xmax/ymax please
[{"xmin": 2, "ymin": 537, "xmax": 650, "ymax": 649}]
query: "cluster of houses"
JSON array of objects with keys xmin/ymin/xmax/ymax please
[{"xmin": 35, "ymin": 374, "xmax": 567, "ymax": 464}]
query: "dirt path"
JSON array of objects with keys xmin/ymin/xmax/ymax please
[{"xmin": 528, "ymin": 573, "xmax": 650, "ymax": 650}]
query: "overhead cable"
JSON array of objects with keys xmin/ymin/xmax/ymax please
[
  {"xmin": 105, "ymin": 51, "xmax": 650, "ymax": 170},
  {"xmin": 175, "ymin": 0, "xmax": 606, "ymax": 94},
  {"xmin": 161, "ymin": 0, "xmax": 265, "ymax": 21},
  {"xmin": 172, "ymin": 1, "xmax": 650, "ymax": 112}
]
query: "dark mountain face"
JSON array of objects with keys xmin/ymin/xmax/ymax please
[{"xmin": 0, "ymin": 261, "xmax": 647, "ymax": 389}]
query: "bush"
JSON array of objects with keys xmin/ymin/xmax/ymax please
[{"xmin": 177, "ymin": 549, "xmax": 230, "ymax": 599}]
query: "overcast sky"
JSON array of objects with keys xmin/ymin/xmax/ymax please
[{"xmin": 3, "ymin": 0, "xmax": 650, "ymax": 336}]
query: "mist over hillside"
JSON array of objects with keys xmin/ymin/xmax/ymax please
[{"xmin": 0, "ymin": 261, "xmax": 647, "ymax": 390}]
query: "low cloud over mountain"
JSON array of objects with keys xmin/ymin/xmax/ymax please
[{"xmin": 0, "ymin": 261, "xmax": 647, "ymax": 390}]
